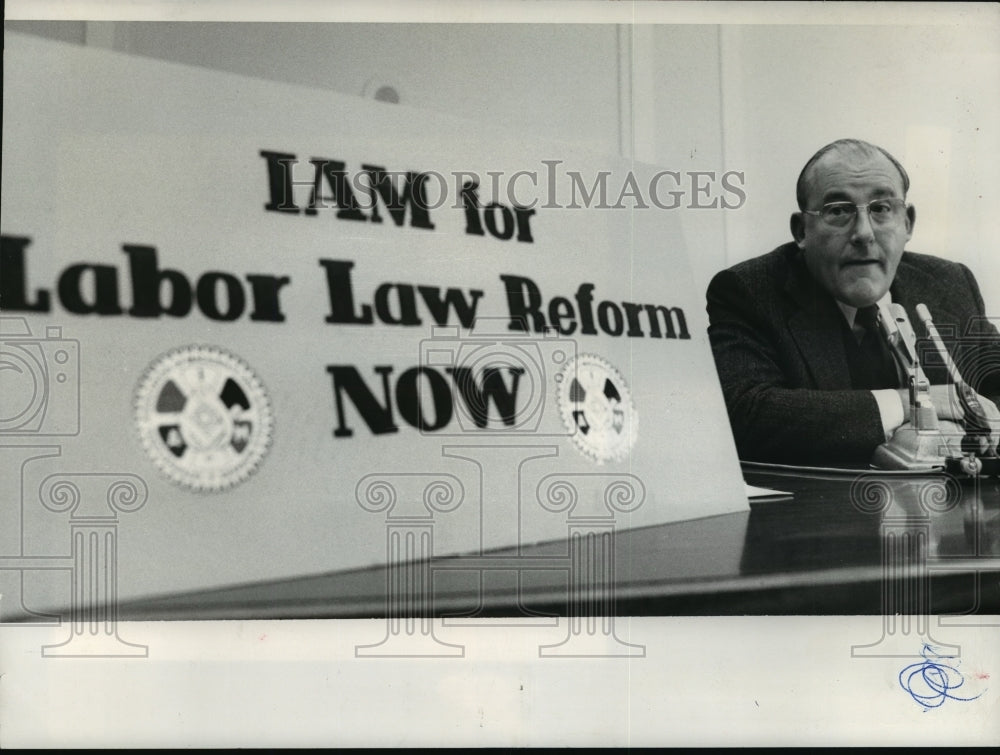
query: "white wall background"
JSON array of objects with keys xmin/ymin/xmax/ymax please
[
  {"xmin": 6, "ymin": 16, "xmax": 1000, "ymax": 307},
  {"xmin": 719, "ymin": 22, "xmax": 1000, "ymax": 310}
]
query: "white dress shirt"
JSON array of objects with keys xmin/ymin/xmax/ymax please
[{"xmin": 835, "ymin": 293, "xmax": 906, "ymax": 440}]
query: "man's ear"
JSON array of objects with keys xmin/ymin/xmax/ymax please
[
  {"xmin": 790, "ymin": 213, "xmax": 806, "ymax": 248},
  {"xmin": 904, "ymin": 204, "xmax": 916, "ymax": 240}
]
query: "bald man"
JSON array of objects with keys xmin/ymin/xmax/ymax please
[{"xmin": 706, "ymin": 138, "xmax": 1000, "ymax": 465}]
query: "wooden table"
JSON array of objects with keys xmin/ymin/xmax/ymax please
[{"xmin": 110, "ymin": 465, "xmax": 1000, "ymax": 619}]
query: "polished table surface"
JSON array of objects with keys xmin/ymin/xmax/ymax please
[{"xmin": 107, "ymin": 464, "xmax": 1000, "ymax": 619}]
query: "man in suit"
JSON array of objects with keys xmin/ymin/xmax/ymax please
[{"xmin": 706, "ymin": 138, "xmax": 1000, "ymax": 465}]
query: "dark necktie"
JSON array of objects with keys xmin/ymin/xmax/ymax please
[{"xmin": 846, "ymin": 305, "xmax": 900, "ymax": 390}]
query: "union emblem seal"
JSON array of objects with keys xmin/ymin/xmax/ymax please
[
  {"xmin": 556, "ymin": 353, "xmax": 637, "ymax": 463},
  {"xmin": 134, "ymin": 346, "xmax": 273, "ymax": 491}
]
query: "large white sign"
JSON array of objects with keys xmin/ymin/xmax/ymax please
[{"xmin": 1, "ymin": 33, "xmax": 747, "ymax": 613}]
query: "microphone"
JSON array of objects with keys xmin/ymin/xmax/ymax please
[
  {"xmin": 916, "ymin": 303, "xmax": 995, "ymax": 452},
  {"xmin": 877, "ymin": 301, "xmax": 918, "ymax": 372},
  {"xmin": 889, "ymin": 303, "xmax": 919, "ymax": 366}
]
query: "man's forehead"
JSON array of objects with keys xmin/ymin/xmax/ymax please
[{"xmin": 804, "ymin": 147, "xmax": 905, "ymax": 200}]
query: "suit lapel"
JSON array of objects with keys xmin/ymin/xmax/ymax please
[
  {"xmin": 783, "ymin": 250, "xmax": 853, "ymax": 389},
  {"xmin": 891, "ymin": 257, "xmax": 960, "ymax": 384},
  {"xmin": 891, "ymin": 257, "xmax": 961, "ymax": 337}
]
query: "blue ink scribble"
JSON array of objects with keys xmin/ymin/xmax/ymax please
[{"xmin": 898, "ymin": 644, "xmax": 985, "ymax": 710}]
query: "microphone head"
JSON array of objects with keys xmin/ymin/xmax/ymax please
[
  {"xmin": 886, "ymin": 302, "xmax": 917, "ymax": 366},
  {"xmin": 915, "ymin": 303, "xmax": 932, "ymax": 324},
  {"xmin": 889, "ymin": 302, "xmax": 909, "ymax": 324}
]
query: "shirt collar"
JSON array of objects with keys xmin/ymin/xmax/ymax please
[{"xmin": 836, "ymin": 292, "xmax": 894, "ymax": 329}]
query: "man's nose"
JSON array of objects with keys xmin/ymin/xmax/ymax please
[{"xmin": 850, "ymin": 206, "xmax": 875, "ymax": 244}]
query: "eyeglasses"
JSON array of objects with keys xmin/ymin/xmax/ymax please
[{"xmin": 802, "ymin": 197, "xmax": 907, "ymax": 228}]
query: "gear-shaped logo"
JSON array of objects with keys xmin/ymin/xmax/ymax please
[
  {"xmin": 134, "ymin": 346, "xmax": 273, "ymax": 491},
  {"xmin": 556, "ymin": 353, "xmax": 637, "ymax": 463}
]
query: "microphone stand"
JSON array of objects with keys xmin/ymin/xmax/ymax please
[
  {"xmin": 870, "ymin": 304, "xmax": 964, "ymax": 471},
  {"xmin": 916, "ymin": 304, "xmax": 999, "ymax": 476}
]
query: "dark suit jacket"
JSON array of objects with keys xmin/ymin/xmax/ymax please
[{"xmin": 706, "ymin": 242, "xmax": 1000, "ymax": 464}]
